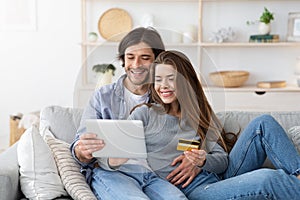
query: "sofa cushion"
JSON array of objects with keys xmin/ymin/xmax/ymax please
[
  {"xmin": 40, "ymin": 106, "xmax": 83, "ymax": 144},
  {"xmin": 45, "ymin": 132, "xmax": 97, "ymax": 200},
  {"xmin": 287, "ymin": 126, "xmax": 300, "ymax": 153},
  {"xmin": 17, "ymin": 124, "xmax": 68, "ymax": 199},
  {"xmin": 0, "ymin": 143, "xmax": 23, "ymax": 200},
  {"xmin": 216, "ymin": 111, "xmax": 300, "ymax": 150},
  {"xmin": 217, "ymin": 111, "xmax": 300, "ymax": 133}
]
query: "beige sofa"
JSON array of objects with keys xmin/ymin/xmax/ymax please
[{"xmin": 0, "ymin": 105, "xmax": 299, "ymax": 199}]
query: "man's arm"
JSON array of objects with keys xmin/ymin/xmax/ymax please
[
  {"xmin": 70, "ymin": 90, "xmax": 104, "ymax": 165},
  {"xmin": 74, "ymin": 133, "xmax": 105, "ymax": 163}
]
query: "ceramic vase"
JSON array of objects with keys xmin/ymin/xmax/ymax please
[
  {"xmin": 88, "ymin": 32, "xmax": 98, "ymax": 42},
  {"xmin": 95, "ymin": 69, "xmax": 114, "ymax": 89},
  {"xmin": 258, "ymin": 22, "xmax": 271, "ymax": 35}
]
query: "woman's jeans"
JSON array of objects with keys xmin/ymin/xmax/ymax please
[
  {"xmin": 91, "ymin": 164, "xmax": 187, "ymax": 200},
  {"xmin": 185, "ymin": 114, "xmax": 300, "ymax": 200},
  {"xmin": 91, "ymin": 115, "xmax": 300, "ymax": 200}
]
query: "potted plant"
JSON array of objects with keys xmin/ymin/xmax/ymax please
[
  {"xmin": 260, "ymin": 7, "xmax": 274, "ymax": 24},
  {"xmin": 258, "ymin": 7, "xmax": 274, "ymax": 34},
  {"xmin": 92, "ymin": 63, "xmax": 116, "ymax": 89},
  {"xmin": 246, "ymin": 7, "xmax": 274, "ymax": 35}
]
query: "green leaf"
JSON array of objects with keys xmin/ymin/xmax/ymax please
[
  {"xmin": 92, "ymin": 64, "xmax": 116, "ymax": 75},
  {"xmin": 259, "ymin": 7, "xmax": 274, "ymax": 24}
]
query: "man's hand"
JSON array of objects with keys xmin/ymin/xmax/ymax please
[
  {"xmin": 166, "ymin": 154, "xmax": 202, "ymax": 188},
  {"xmin": 75, "ymin": 133, "xmax": 105, "ymax": 163}
]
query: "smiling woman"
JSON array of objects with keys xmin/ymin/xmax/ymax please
[{"xmin": 154, "ymin": 64, "xmax": 178, "ymax": 112}]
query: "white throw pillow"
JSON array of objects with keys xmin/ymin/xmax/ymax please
[
  {"xmin": 17, "ymin": 124, "xmax": 67, "ymax": 199},
  {"xmin": 44, "ymin": 134, "xmax": 97, "ymax": 200},
  {"xmin": 287, "ymin": 126, "xmax": 300, "ymax": 153}
]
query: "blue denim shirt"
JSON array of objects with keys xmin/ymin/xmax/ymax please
[{"xmin": 70, "ymin": 74, "xmax": 150, "ymax": 184}]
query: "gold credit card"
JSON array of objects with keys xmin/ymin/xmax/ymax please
[{"xmin": 177, "ymin": 139, "xmax": 200, "ymax": 151}]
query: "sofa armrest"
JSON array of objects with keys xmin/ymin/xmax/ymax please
[{"xmin": 0, "ymin": 143, "xmax": 24, "ymax": 200}]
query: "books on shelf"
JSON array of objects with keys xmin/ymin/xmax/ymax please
[
  {"xmin": 256, "ymin": 80, "xmax": 286, "ymax": 88},
  {"xmin": 249, "ymin": 34, "xmax": 280, "ymax": 43}
]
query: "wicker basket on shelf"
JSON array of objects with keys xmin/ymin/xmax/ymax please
[
  {"xmin": 209, "ymin": 70, "xmax": 250, "ymax": 88},
  {"xmin": 9, "ymin": 115, "xmax": 26, "ymax": 146}
]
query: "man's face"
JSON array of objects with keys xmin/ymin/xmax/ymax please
[{"xmin": 124, "ymin": 42, "xmax": 155, "ymax": 86}]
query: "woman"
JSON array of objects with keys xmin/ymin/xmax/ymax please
[
  {"xmin": 104, "ymin": 50, "xmax": 300, "ymax": 199},
  {"xmin": 130, "ymin": 51, "xmax": 300, "ymax": 199}
]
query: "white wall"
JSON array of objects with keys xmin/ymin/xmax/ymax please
[
  {"xmin": 1, "ymin": 1, "xmax": 299, "ymax": 151},
  {"xmin": 0, "ymin": 0, "xmax": 81, "ymax": 150}
]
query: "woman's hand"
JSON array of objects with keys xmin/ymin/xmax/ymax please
[
  {"xmin": 166, "ymin": 154, "xmax": 202, "ymax": 188},
  {"xmin": 184, "ymin": 149, "xmax": 207, "ymax": 167},
  {"xmin": 75, "ymin": 133, "xmax": 105, "ymax": 163}
]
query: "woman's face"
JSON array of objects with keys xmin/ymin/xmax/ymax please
[{"xmin": 154, "ymin": 64, "xmax": 177, "ymax": 104}]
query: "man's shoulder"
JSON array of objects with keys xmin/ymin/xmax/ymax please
[{"xmin": 99, "ymin": 82, "xmax": 117, "ymax": 91}]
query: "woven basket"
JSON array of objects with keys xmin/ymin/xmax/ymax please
[{"xmin": 209, "ymin": 70, "xmax": 250, "ymax": 88}]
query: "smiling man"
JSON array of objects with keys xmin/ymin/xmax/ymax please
[
  {"xmin": 70, "ymin": 27, "xmax": 166, "ymax": 194},
  {"xmin": 72, "ymin": 27, "xmax": 165, "ymax": 163}
]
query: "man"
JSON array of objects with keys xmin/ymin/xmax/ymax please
[{"xmin": 70, "ymin": 27, "xmax": 201, "ymax": 198}]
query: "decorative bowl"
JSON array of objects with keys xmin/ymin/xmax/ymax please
[
  {"xmin": 209, "ymin": 70, "xmax": 250, "ymax": 88},
  {"xmin": 88, "ymin": 32, "xmax": 98, "ymax": 42}
]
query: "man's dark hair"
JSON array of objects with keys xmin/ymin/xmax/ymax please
[{"xmin": 118, "ymin": 27, "xmax": 165, "ymax": 67}]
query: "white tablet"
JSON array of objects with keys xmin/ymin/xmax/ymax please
[{"xmin": 86, "ymin": 119, "xmax": 147, "ymax": 158}]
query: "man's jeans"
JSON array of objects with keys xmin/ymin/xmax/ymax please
[{"xmin": 91, "ymin": 165, "xmax": 187, "ymax": 200}]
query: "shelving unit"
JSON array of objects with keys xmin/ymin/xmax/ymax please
[
  {"xmin": 198, "ymin": 0, "xmax": 300, "ymax": 111},
  {"xmin": 75, "ymin": 0, "xmax": 300, "ymax": 111},
  {"xmin": 79, "ymin": 0, "xmax": 199, "ymax": 86},
  {"xmin": 200, "ymin": 42, "xmax": 300, "ymax": 47}
]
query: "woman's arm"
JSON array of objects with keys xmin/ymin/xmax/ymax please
[
  {"xmin": 181, "ymin": 141, "xmax": 228, "ymax": 175},
  {"xmin": 167, "ymin": 142, "xmax": 228, "ymax": 188},
  {"xmin": 201, "ymin": 142, "xmax": 228, "ymax": 174}
]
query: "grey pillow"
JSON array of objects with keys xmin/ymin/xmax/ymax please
[{"xmin": 40, "ymin": 106, "xmax": 83, "ymax": 143}]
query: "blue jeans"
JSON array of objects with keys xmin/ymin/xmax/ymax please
[
  {"xmin": 182, "ymin": 114, "xmax": 300, "ymax": 200},
  {"xmin": 91, "ymin": 115, "xmax": 300, "ymax": 199},
  {"xmin": 91, "ymin": 164, "xmax": 187, "ymax": 200}
]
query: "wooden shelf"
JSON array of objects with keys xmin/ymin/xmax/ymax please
[
  {"xmin": 81, "ymin": 41, "xmax": 300, "ymax": 48},
  {"xmin": 81, "ymin": 42, "xmax": 199, "ymax": 47},
  {"xmin": 204, "ymin": 84, "xmax": 300, "ymax": 92},
  {"xmin": 76, "ymin": 0, "xmax": 300, "ymax": 111},
  {"xmin": 84, "ymin": 0, "xmax": 197, "ymax": 1},
  {"xmin": 81, "ymin": 42, "xmax": 119, "ymax": 46},
  {"xmin": 80, "ymin": 84, "xmax": 300, "ymax": 93},
  {"xmin": 200, "ymin": 42, "xmax": 300, "ymax": 47}
]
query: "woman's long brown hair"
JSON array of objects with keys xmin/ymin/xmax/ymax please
[{"xmin": 149, "ymin": 50, "xmax": 237, "ymax": 152}]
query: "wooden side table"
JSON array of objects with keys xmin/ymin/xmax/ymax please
[{"xmin": 9, "ymin": 116, "xmax": 26, "ymax": 146}]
